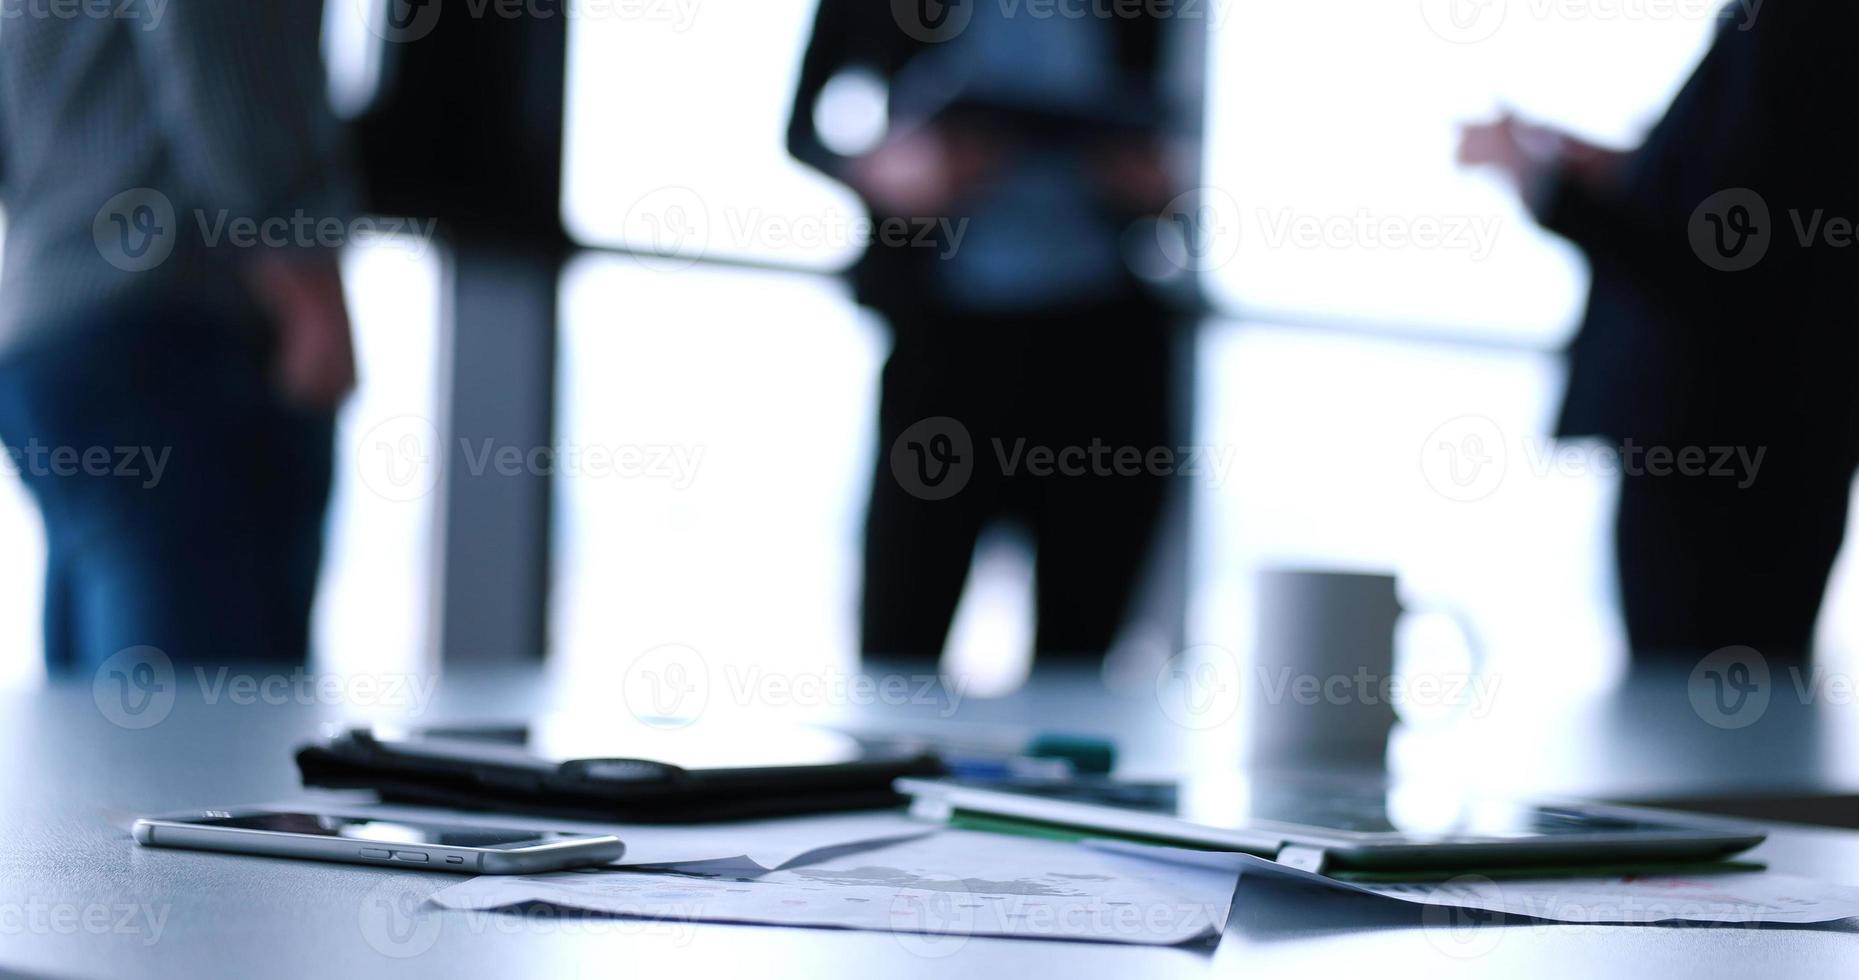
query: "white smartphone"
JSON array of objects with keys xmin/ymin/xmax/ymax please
[{"xmin": 132, "ymin": 808, "xmax": 625, "ymax": 874}]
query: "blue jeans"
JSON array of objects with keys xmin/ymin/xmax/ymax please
[{"xmin": 0, "ymin": 303, "xmax": 334, "ymax": 674}]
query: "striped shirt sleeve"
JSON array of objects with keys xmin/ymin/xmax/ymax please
[{"xmin": 129, "ymin": 0, "xmax": 357, "ymax": 230}]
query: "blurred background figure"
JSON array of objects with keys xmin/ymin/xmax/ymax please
[
  {"xmin": 789, "ymin": 0, "xmax": 1190, "ymax": 668},
  {"xmin": 10, "ymin": 0, "xmax": 1853, "ymax": 698},
  {"xmin": 1461, "ymin": 1, "xmax": 1859, "ymax": 664},
  {"xmin": 0, "ymin": 0, "xmax": 357, "ymax": 671}
]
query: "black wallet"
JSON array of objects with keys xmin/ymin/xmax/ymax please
[{"xmin": 296, "ymin": 725, "xmax": 946, "ymax": 824}]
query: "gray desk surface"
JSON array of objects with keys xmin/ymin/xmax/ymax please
[{"xmin": 3, "ymin": 665, "xmax": 1856, "ymax": 979}]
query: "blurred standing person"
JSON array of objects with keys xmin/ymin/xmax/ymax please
[
  {"xmin": 0, "ymin": 0, "xmax": 357, "ymax": 672},
  {"xmin": 790, "ymin": 0, "xmax": 1192, "ymax": 666},
  {"xmin": 1461, "ymin": 1, "xmax": 1859, "ymax": 663}
]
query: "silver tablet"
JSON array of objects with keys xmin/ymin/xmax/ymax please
[{"xmin": 897, "ymin": 776, "xmax": 1766, "ymax": 873}]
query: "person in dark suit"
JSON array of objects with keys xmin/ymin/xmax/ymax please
[
  {"xmin": 1462, "ymin": 1, "xmax": 1859, "ymax": 662},
  {"xmin": 788, "ymin": 1, "xmax": 1191, "ymax": 665}
]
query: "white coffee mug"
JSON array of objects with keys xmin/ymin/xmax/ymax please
[{"xmin": 1248, "ymin": 568, "xmax": 1482, "ymax": 770}]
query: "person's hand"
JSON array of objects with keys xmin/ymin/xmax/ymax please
[
  {"xmin": 848, "ymin": 123, "xmax": 1001, "ymax": 215},
  {"xmin": 245, "ymin": 252, "xmax": 356, "ymax": 412},
  {"xmin": 1459, "ymin": 112, "xmax": 1626, "ymax": 194},
  {"xmin": 1458, "ymin": 113, "xmax": 1547, "ymax": 190}
]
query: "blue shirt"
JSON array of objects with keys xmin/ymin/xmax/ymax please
[{"xmin": 906, "ymin": 4, "xmax": 1131, "ymax": 313}]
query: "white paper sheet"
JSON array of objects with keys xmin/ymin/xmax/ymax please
[
  {"xmin": 431, "ymin": 829, "xmax": 1244, "ymax": 946},
  {"xmin": 267, "ymin": 794, "xmax": 934, "ymax": 870},
  {"xmin": 1227, "ymin": 853, "xmax": 1859, "ymax": 925}
]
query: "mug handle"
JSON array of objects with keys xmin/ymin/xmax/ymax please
[{"xmin": 1395, "ymin": 600, "xmax": 1487, "ymax": 722}]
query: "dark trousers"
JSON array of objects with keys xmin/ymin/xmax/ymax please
[
  {"xmin": 1615, "ymin": 441, "xmax": 1856, "ymax": 662},
  {"xmin": 0, "ymin": 303, "xmax": 334, "ymax": 674},
  {"xmin": 861, "ymin": 295, "xmax": 1175, "ymax": 664}
]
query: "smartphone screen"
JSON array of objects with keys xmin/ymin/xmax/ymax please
[{"xmin": 178, "ymin": 812, "xmax": 560, "ymax": 850}]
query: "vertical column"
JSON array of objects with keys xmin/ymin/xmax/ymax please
[{"xmin": 432, "ymin": 247, "xmax": 559, "ymax": 665}]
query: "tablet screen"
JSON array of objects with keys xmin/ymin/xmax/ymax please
[
  {"xmin": 368, "ymin": 717, "xmax": 868, "ymax": 771},
  {"xmin": 950, "ymin": 776, "xmax": 1699, "ymax": 843}
]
